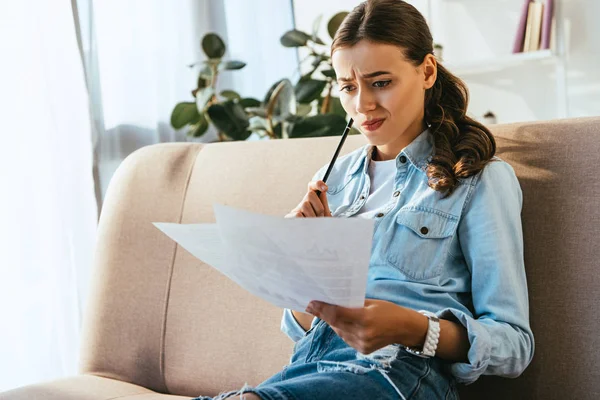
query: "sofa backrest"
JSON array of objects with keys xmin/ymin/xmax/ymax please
[{"xmin": 80, "ymin": 117, "xmax": 600, "ymax": 399}]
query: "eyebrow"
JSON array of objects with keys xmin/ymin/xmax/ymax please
[{"xmin": 337, "ymin": 70, "xmax": 392, "ymax": 82}]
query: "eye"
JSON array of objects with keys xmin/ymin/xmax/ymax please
[
  {"xmin": 340, "ymin": 84, "xmax": 356, "ymax": 93},
  {"xmin": 373, "ymin": 80, "xmax": 391, "ymax": 88}
]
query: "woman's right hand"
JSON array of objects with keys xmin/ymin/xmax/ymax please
[{"xmin": 285, "ymin": 180, "xmax": 332, "ymax": 218}]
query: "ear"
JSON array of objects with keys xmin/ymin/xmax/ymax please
[{"xmin": 421, "ymin": 54, "xmax": 437, "ymax": 90}]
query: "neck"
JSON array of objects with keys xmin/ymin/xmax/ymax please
[{"xmin": 373, "ymin": 118, "xmax": 427, "ymax": 161}]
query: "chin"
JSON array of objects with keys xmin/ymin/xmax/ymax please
[{"xmin": 360, "ymin": 128, "xmax": 390, "ymax": 146}]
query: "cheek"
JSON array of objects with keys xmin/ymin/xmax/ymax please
[
  {"xmin": 382, "ymin": 86, "xmax": 423, "ymax": 117},
  {"xmin": 340, "ymin": 95, "xmax": 354, "ymax": 115}
]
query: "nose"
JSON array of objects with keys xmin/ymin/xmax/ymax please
[{"xmin": 355, "ymin": 88, "xmax": 377, "ymax": 114}]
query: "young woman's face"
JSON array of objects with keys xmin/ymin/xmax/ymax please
[{"xmin": 332, "ymin": 40, "xmax": 436, "ymax": 158}]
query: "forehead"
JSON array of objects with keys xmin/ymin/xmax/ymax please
[{"xmin": 332, "ymin": 40, "xmax": 409, "ymax": 76}]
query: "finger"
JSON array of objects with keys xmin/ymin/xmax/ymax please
[
  {"xmin": 308, "ymin": 180, "xmax": 331, "ymax": 217},
  {"xmin": 285, "ymin": 209, "xmax": 304, "ymax": 218},
  {"xmin": 310, "ymin": 301, "xmax": 365, "ymax": 321},
  {"xmin": 306, "ymin": 301, "xmax": 362, "ymax": 330},
  {"xmin": 306, "ymin": 191, "xmax": 325, "ymax": 216},
  {"xmin": 299, "ymin": 201, "xmax": 317, "ymax": 217},
  {"xmin": 318, "ymin": 191, "xmax": 332, "ymax": 217},
  {"xmin": 308, "ymin": 180, "xmax": 328, "ymax": 193}
]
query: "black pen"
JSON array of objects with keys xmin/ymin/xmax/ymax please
[{"xmin": 315, "ymin": 118, "xmax": 354, "ymax": 197}]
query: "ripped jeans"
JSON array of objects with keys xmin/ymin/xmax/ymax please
[{"xmin": 191, "ymin": 318, "xmax": 459, "ymax": 400}]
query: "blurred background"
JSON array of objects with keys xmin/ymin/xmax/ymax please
[{"xmin": 0, "ymin": 0, "xmax": 597, "ymax": 392}]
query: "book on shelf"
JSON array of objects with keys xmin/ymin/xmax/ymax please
[
  {"xmin": 512, "ymin": 0, "xmax": 532, "ymax": 53},
  {"xmin": 513, "ymin": 0, "xmax": 554, "ymax": 53},
  {"xmin": 524, "ymin": 1, "xmax": 543, "ymax": 52},
  {"xmin": 540, "ymin": 0, "xmax": 554, "ymax": 49}
]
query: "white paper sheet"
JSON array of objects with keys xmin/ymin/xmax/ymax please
[{"xmin": 154, "ymin": 204, "xmax": 374, "ymax": 312}]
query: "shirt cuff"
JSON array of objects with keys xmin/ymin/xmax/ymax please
[
  {"xmin": 280, "ymin": 308, "xmax": 307, "ymax": 342},
  {"xmin": 436, "ymin": 308, "xmax": 492, "ymax": 385}
]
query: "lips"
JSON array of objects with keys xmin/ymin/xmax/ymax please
[{"xmin": 361, "ymin": 118, "xmax": 385, "ymax": 131}]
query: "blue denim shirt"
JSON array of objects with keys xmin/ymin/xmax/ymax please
[{"xmin": 281, "ymin": 129, "xmax": 535, "ymax": 384}]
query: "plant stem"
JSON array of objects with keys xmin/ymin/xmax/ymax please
[
  {"xmin": 208, "ymin": 62, "xmax": 225, "ymax": 141},
  {"xmin": 320, "ymin": 80, "xmax": 333, "ymax": 114}
]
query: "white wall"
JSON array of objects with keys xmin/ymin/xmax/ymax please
[
  {"xmin": 292, "ymin": 0, "xmax": 600, "ymax": 123},
  {"xmin": 561, "ymin": 0, "xmax": 600, "ymax": 117}
]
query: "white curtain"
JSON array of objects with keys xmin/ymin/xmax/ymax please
[
  {"xmin": 0, "ymin": 0, "xmax": 97, "ymax": 392},
  {"xmin": 85, "ymin": 0, "xmax": 298, "ymax": 202}
]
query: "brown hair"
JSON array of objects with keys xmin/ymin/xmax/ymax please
[{"xmin": 331, "ymin": 0, "xmax": 496, "ymax": 196}]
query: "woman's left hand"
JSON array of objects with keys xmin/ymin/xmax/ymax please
[{"xmin": 305, "ymin": 299, "xmax": 424, "ymax": 355}]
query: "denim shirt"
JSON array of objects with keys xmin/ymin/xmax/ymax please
[{"xmin": 281, "ymin": 129, "xmax": 535, "ymax": 385}]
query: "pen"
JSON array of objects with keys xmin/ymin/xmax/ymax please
[{"xmin": 315, "ymin": 118, "xmax": 354, "ymax": 197}]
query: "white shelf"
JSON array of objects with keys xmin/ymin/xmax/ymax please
[{"xmin": 443, "ymin": 50, "xmax": 557, "ymax": 77}]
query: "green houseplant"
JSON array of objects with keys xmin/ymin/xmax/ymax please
[
  {"xmin": 170, "ymin": 11, "xmax": 356, "ymax": 142},
  {"xmin": 170, "ymin": 33, "xmax": 261, "ymax": 141}
]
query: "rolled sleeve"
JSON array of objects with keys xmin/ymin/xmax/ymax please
[
  {"xmin": 442, "ymin": 160, "xmax": 535, "ymax": 384},
  {"xmin": 280, "ymin": 308, "xmax": 307, "ymax": 342}
]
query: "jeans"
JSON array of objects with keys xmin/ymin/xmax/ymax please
[{"xmin": 191, "ymin": 318, "xmax": 458, "ymax": 400}]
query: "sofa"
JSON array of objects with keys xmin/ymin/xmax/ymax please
[{"xmin": 1, "ymin": 117, "xmax": 598, "ymax": 400}]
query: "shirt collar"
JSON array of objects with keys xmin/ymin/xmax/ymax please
[{"xmin": 348, "ymin": 128, "xmax": 434, "ymax": 176}]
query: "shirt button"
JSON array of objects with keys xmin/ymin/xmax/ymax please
[
  {"xmin": 376, "ymin": 212, "xmax": 385, "ymax": 218},
  {"xmin": 393, "ymin": 190, "xmax": 400, "ymax": 197},
  {"xmin": 399, "ymin": 155, "xmax": 407, "ymax": 163},
  {"xmin": 420, "ymin": 227, "xmax": 429, "ymax": 235},
  {"xmin": 360, "ymin": 195, "xmax": 365, "ymax": 200}
]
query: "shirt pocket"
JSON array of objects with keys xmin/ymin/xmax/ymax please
[
  {"xmin": 325, "ymin": 175, "xmax": 353, "ymax": 195},
  {"xmin": 385, "ymin": 208, "xmax": 458, "ymax": 280},
  {"xmin": 326, "ymin": 175, "xmax": 361, "ymax": 216}
]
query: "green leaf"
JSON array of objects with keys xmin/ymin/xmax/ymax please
[
  {"xmin": 171, "ymin": 102, "xmax": 200, "ymax": 129},
  {"xmin": 239, "ymin": 98, "xmax": 261, "ymax": 109},
  {"xmin": 192, "ymin": 74, "xmax": 209, "ymax": 97},
  {"xmin": 284, "ymin": 115, "xmax": 303, "ymax": 123},
  {"xmin": 268, "ymin": 79, "xmax": 296, "ymax": 122},
  {"xmin": 248, "ymin": 116, "xmax": 270, "ymax": 132},
  {"xmin": 295, "ymin": 79, "xmax": 327, "ymax": 104},
  {"xmin": 188, "ymin": 112, "xmax": 209, "ymax": 137},
  {"xmin": 220, "ymin": 60, "xmax": 246, "ymax": 70},
  {"xmin": 289, "ymin": 114, "xmax": 348, "ymax": 138},
  {"xmin": 273, "ymin": 123, "xmax": 283, "ymax": 139},
  {"xmin": 329, "ymin": 96, "xmax": 346, "ymax": 117},
  {"xmin": 296, "ymin": 103, "xmax": 312, "ymax": 117},
  {"xmin": 192, "ymin": 77, "xmax": 209, "ymax": 97},
  {"xmin": 349, "ymin": 126, "xmax": 361, "ymax": 135},
  {"xmin": 202, "ymin": 33, "xmax": 226, "ymax": 58},
  {"xmin": 311, "ymin": 55, "xmax": 325, "ymax": 68},
  {"xmin": 327, "ymin": 12, "xmax": 349, "ymax": 39},
  {"xmin": 206, "ymin": 100, "xmax": 251, "ymax": 141},
  {"xmin": 299, "ymin": 72, "xmax": 313, "ymax": 82},
  {"xmin": 196, "ymin": 87, "xmax": 215, "ymax": 112},
  {"xmin": 319, "ymin": 95, "xmax": 345, "ymax": 117},
  {"xmin": 262, "ymin": 79, "xmax": 284, "ymax": 105},
  {"xmin": 321, "ymin": 69, "xmax": 336, "ymax": 79},
  {"xmin": 199, "ymin": 64, "xmax": 213, "ymax": 80},
  {"xmin": 280, "ymin": 30, "xmax": 311, "ymax": 47},
  {"xmin": 197, "ymin": 75, "xmax": 209, "ymax": 88},
  {"xmin": 245, "ymin": 107, "xmax": 268, "ymax": 118},
  {"xmin": 220, "ymin": 90, "xmax": 241, "ymax": 101}
]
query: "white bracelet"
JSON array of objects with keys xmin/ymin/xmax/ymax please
[{"xmin": 404, "ymin": 310, "xmax": 440, "ymax": 358}]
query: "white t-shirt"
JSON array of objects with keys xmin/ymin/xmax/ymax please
[{"xmin": 355, "ymin": 158, "xmax": 396, "ymax": 219}]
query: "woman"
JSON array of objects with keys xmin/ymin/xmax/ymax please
[{"xmin": 193, "ymin": 0, "xmax": 534, "ymax": 398}]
